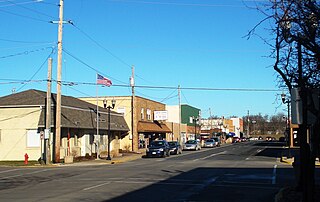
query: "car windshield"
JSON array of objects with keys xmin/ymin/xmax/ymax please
[
  {"xmin": 168, "ymin": 142, "xmax": 177, "ymax": 146},
  {"xmin": 212, "ymin": 138, "xmax": 218, "ymax": 141},
  {"xmin": 150, "ymin": 141, "xmax": 165, "ymax": 147},
  {"xmin": 186, "ymin": 140, "xmax": 196, "ymax": 144},
  {"xmin": 206, "ymin": 139, "xmax": 214, "ymax": 142}
]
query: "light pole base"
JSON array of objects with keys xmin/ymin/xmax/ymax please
[{"xmin": 106, "ymin": 156, "xmax": 112, "ymax": 160}]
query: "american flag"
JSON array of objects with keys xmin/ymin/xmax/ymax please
[{"xmin": 97, "ymin": 74, "xmax": 112, "ymax": 87}]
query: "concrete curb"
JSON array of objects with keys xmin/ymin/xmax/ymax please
[{"xmin": 279, "ymin": 156, "xmax": 320, "ymax": 166}]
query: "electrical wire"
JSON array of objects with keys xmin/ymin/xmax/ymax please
[
  {"xmin": 6, "ymin": 0, "xmax": 55, "ymax": 19},
  {"xmin": 0, "ymin": 38, "xmax": 53, "ymax": 44},
  {"xmin": 0, "ymin": 0, "xmax": 41, "ymax": 8},
  {"xmin": 70, "ymin": 23, "xmax": 155, "ymax": 86},
  {"xmin": 62, "ymin": 48, "xmax": 127, "ymax": 85},
  {"xmin": 0, "ymin": 8, "xmax": 50, "ymax": 22},
  {"xmin": 71, "ymin": 23, "xmax": 132, "ymax": 68},
  {"xmin": 0, "ymin": 46, "xmax": 55, "ymax": 59},
  {"xmin": 16, "ymin": 46, "xmax": 56, "ymax": 92},
  {"xmin": 106, "ymin": 0, "xmax": 246, "ymax": 8}
]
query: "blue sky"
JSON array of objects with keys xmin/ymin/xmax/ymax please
[{"xmin": 0, "ymin": 0, "xmax": 286, "ymax": 118}]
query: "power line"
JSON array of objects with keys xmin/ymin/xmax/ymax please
[
  {"xmin": 0, "ymin": 0, "xmax": 41, "ymax": 8},
  {"xmin": 0, "ymin": 38, "xmax": 53, "ymax": 44},
  {"xmin": 16, "ymin": 47, "xmax": 55, "ymax": 92},
  {"xmin": 0, "ymin": 8, "xmax": 50, "ymax": 22},
  {"xmin": 71, "ymin": 23, "xmax": 132, "ymax": 68},
  {"xmin": 0, "ymin": 46, "xmax": 55, "ymax": 59},
  {"xmin": 1, "ymin": 77, "xmax": 283, "ymax": 93},
  {"xmin": 70, "ymin": 23, "xmax": 154, "ymax": 86},
  {"xmin": 106, "ymin": 0, "xmax": 246, "ymax": 8},
  {"xmin": 62, "ymin": 48, "xmax": 127, "ymax": 85},
  {"xmin": 6, "ymin": 0, "xmax": 55, "ymax": 19}
]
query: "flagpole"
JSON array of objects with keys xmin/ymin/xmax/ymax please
[{"xmin": 96, "ymin": 82, "xmax": 99, "ymax": 159}]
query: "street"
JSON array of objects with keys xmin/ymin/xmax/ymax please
[{"xmin": 0, "ymin": 141, "xmax": 317, "ymax": 202}]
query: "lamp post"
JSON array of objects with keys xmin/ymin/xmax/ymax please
[
  {"xmin": 281, "ymin": 93, "xmax": 291, "ymax": 146},
  {"xmin": 281, "ymin": 92, "xmax": 291, "ymax": 158},
  {"xmin": 104, "ymin": 98, "xmax": 116, "ymax": 161}
]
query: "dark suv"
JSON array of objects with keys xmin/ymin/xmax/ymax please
[{"xmin": 146, "ymin": 140, "xmax": 170, "ymax": 158}]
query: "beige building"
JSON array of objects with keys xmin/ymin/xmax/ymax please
[
  {"xmin": 0, "ymin": 90, "xmax": 129, "ymax": 162},
  {"xmin": 81, "ymin": 96, "xmax": 171, "ymax": 152}
]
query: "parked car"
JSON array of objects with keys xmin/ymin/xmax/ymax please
[
  {"xmin": 204, "ymin": 139, "xmax": 216, "ymax": 148},
  {"xmin": 146, "ymin": 140, "xmax": 170, "ymax": 158},
  {"xmin": 211, "ymin": 137, "xmax": 221, "ymax": 147},
  {"xmin": 168, "ymin": 141, "xmax": 182, "ymax": 155},
  {"xmin": 184, "ymin": 140, "xmax": 201, "ymax": 151},
  {"xmin": 232, "ymin": 137, "xmax": 240, "ymax": 143}
]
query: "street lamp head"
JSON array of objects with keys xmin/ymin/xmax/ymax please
[
  {"xmin": 103, "ymin": 99, "xmax": 107, "ymax": 109},
  {"xmin": 111, "ymin": 99, "xmax": 116, "ymax": 109}
]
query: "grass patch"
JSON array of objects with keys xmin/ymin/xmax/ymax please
[{"xmin": 0, "ymin": 161, "xmax": 39, "ymax": 166}]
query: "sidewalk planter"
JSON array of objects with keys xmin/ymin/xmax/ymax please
[{"xmin": 64, "ymin": 156, "xmax": 74, "ymax": 164}]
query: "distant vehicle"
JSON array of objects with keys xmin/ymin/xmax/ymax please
[
  {"xmin": 232, "ymin": 137, "xmax": 240, "ymax": 143},
  {"xmin": 146, "ymin": 140, "xmax": 170, "ymax": 158},
  {"xmin": 279, "ymin": 137, "xmax": 286, "ymax": 142},
  {"xmin": 266, "ymin": 136, "xmax": 274, "ymax": 141},
  {"xmin": 211, "ymin": 137, "xmax": 221, "ymax": 147},
  {"xmin": 240, "ymin": 137, "xmax": 247, "ymax": 142},
  {"xmin": 258, "ymin": 136, "xmax": 263, "ymax": 140},
  {"xmin": 184, "ymin": 140, "xmax": 201, "ymax": 151},
  {"xmin": 168, "ymin": 141, "xmax": 182, "ymax": 155},
  {"xmin": 204, "ymin": 139, "xmax": 216, "ymax": 148}
]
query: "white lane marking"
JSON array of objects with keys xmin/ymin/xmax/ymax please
[
  {"xmin": 0, "ymin": 169, "xmax": 50, "ymax": 180},
  {"xmin": 246, "ymin": 157, "xmax": 250, "ymax": 160},
  {"xmin": 0, "ymin": 174, "xmax": 22, "ymax": 180},
  {"xmin": 202, "ymin": 151, "xmax": 226, "ymax": 160},
  {"xmin": 83, "ymin": 182, "xmax": 111, "ymax": 191},
  {"xmin": 26, "ymin": 169, "xmax": 50, "ymax": 175},
  {"xmin": 193, "ymin": 151, "xmax": 226, "ymax": 161},
  {"xmin": 272, "ymin": 165, "xmax": 277, "ymax": 184},
  {"xmin": 0, "ymin": 169, "xmax": 20, "ymax": 174}
]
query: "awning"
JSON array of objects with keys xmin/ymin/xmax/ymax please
[{"xmin": 137, "ymin": 121, "xmax": 171, "ymax": 133}]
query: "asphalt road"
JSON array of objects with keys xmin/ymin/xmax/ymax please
[{"xmin": 0, "ymin": 141, "xmax": 316, "ymax": 202}]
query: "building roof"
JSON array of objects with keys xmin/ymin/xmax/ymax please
[{"xmin": 0, "ymin": 89, "xmax": 129, "ymax": 131}]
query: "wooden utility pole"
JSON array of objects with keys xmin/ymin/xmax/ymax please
[
  {"xmin": 178, "ymin": 85, "xmax": 181, "ymax": 144},
  {"xmin": 247, "ymin": 110, "xmax": 250, "ymax": 138},
  {"xmin": 46, "ymin": 58, "xmax": 52, "ymax": 164},
  {"xmin": 131, "ymin": 66, "xmax": 135, "ymax": 151},
  {"xmin": 55, "ymin": 0, "xmax": 64, "ymax": 163}
]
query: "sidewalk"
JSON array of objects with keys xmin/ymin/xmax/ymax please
[
  {"xmin": 59, "ymin": 152, "xmax": 144, "ymax": 167},
  {"xmin": 279, "ymin": 146, "xmax": 320, "ymax": 166}
]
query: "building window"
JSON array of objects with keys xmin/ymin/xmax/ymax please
[
  {"xmin": 146, "ymin": 109, "xmax": 151, "ymax": 120},
  {"xmin": 141, "ymin": 108, "xmax": 144, "ymax": 120}
]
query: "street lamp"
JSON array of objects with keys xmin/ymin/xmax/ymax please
[
  {"xmin": 281, "ymin": 92, "xmax": 292, "ymax": 158},
  {"xmin": 104, "ymin": 98, "xmax": 116, "ymax": 161}
]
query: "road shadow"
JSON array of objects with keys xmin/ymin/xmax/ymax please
[
  {"xmin": 253, "ymin": 141, "xmax": 299, "ymax": 158},
  {"xmin": 101, "ymin": 166, "xmax": 320, "ymax": 202}
]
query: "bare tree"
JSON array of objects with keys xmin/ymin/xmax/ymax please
[{"xmin": 248, "ymin": 1, "xmax": 320, "ymax": 201}]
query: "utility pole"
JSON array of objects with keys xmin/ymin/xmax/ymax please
[
  {"xmin": 46, "ymin": 58, "xmax": 52, "ymax": 164},
  {"xmin": 178, "ymin": 85, "xmax": 181, "ymax": 144},
  {"xmin": 247, "ymin": 110, "xmax": 250, "ymax": 138},
  {"xmin": 130, "ymin": 65, "xmax": 135, "ymax": 151},
  {"xmin": 55, "ymin": 0, "xmax": 64, "ymax": 163}
]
